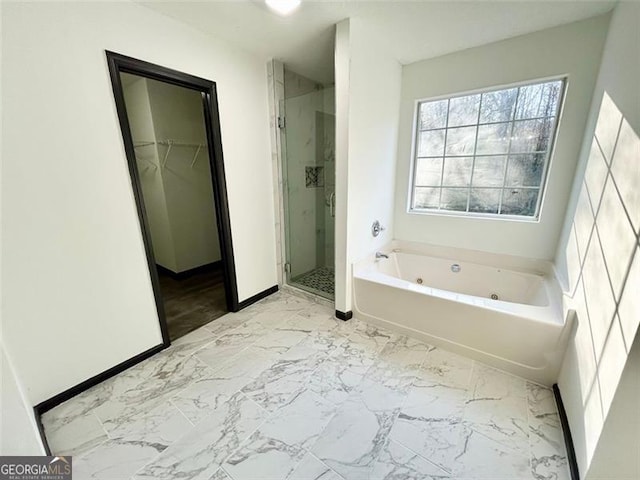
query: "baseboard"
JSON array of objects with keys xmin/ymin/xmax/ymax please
[
  {"xmin": 156, "ymin": 261, "xmax": 223, "ymax": 280},
  {"xmin": 34, "ymin": 343, "xmax": 166, "ymax": 416},
  {"xmin": 33, "ymin": 407, "xmax": 52, "ymax": 455},
  {"xmin": 236, "ymin": 285, "xmax": 279, "ymax": 310},
  {"xmin": 553, "ymin": 384, "xmax": 580, "ymax": 480},
  {"xmin": 34, "ymin": 284, "xmax": 276, "ymax": 422},
  {"xmin": 335, "ymin": 310, "xmax": 353, "ymax": 321}
]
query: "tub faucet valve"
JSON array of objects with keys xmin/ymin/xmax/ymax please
[
  {"xmin": 375, "ymin": 252, "xmax": 389, "ymax": 259},
  {"xmin": 371, "ymin": 220, "xmax": 385, "ymax": 237}
]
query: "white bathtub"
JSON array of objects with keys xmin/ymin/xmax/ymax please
[{"xmin": 353, "ymin": 243, "xmax": 572, "ymax": 386}]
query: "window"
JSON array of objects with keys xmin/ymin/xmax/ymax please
[{"xmin": 410, "ymin": 78, "xmax": 565, "ymax": 219}]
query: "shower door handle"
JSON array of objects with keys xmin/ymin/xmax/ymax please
[{"xmin": 330, "ymin": 192, "xmax": 335, "ymax": 218}]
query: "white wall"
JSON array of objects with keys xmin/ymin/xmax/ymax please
[
  {"xmin": 394, "ymin": 15, "xmax": 609, "ymax": 260},
  {"xmin": 554, "ymin": 3, "xmax": 640, "ymax": 477},
  {"xmin": 0, "ymin": 345, "xmax": 45, "ymax": 455},
  {"xmin": 334, "ymin": 20, "xmax": 351, "ymax": 313},
  {"xmin": 123, "ymin": 75, "xmax": 177, "ymax": 271},
  {"xmin": 1, "ymin": 1, "xmax": 276, "ymax": 405},
  {"xmin": 0, "ymin": 7, "xmax": 39, "ymax": 451},
  {"xmin": 337, "ymin": 18, "xmax": 402, "ymax": 312},
  {"xmin": 586, "ymin": 330, "xmax": 640, "ymax": 480}
]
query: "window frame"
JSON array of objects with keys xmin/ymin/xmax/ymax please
[{"xmin": 407, "ymin": 76, "xmax": 567, "ymax": 222}]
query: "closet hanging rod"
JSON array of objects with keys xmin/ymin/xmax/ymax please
[
  {"xmin": 161, "ymin": 140, "xmax": 174, "ymax": 169},
  {"xmin": 133, "ymin": 141, "xmax": 156, "ymax": 148},
  {"xmin": 157, "ymin": 140, "xmax": 208, "ymax": 149},
  {"xmin": 190, "ymin": 144, "xmax": 203, "ymax": 169}
]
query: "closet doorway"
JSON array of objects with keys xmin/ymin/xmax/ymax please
[{"xmin": 107, "ymin": 52, "xmax": 238, "ymax": 344}]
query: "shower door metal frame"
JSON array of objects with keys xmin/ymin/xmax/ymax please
[{"xmin": 277, "ymin": 99, "xmax": 295, "ymax": 287}]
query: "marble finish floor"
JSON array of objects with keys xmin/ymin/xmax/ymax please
[{"xmin": 42, "ymin": 291, "xmax": 569, "ymax": 480}]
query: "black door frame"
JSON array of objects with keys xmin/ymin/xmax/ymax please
[{"xmin": 106, "ymin": 51, "xmax": 240, "ymax": 346}]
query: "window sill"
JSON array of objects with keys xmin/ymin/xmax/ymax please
[{"xmin": 407, "ymin": 208, "xmax": 541, "ymax": 224}]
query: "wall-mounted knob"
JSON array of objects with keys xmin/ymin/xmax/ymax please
[{"xmin": 372, "ymin": 220, "xmax": 386, "ymax": 237}]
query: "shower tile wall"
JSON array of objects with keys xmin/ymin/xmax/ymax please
[
  {"xmin": 316, "ymin": 105, "xmax": 336, "ymax": 269},
  {"xmin": 284, "ymin": 85, "xmax": 325, "ymax": 277},
  {"xmin": 281, "ymin": 70, "xmax": 335, "ymax": 280},
  {"xmin": 284, "ymin": 68, "xmax": 320, "ymax": 98},
  {"xmin": 324, "ymin": 89, "xmax": 336, "ymax": 268}
]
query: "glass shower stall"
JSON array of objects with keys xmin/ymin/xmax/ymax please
[{"xmin": 279, "ymin": 82, "xmax": 336, "ymax": 300}]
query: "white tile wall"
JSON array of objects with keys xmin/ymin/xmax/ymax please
[
  {"xmin": 556, "ymin": 4, "xmax": 640, "ymax": 475},
  {"xmin": 573, "ymin": 184, "xmax": 595, "ymax": 262},
  {"xmin": 560, "ymin": 90, "xmax": 639, "ymax": 462},
  {"xmin": 611, "ymin": 119, "xmax": 640, "ymax": 231},
  {"xmin": 583, "ymin": 140, "xmax": 608, "ymax": 212},
  {"xmin": 617, "ymin": 247, "xmax": 640, "ymax": 351},
  {"xmin": 581, "ymin": 229, "xmax": 616, "ymax": 357},
  {"xmin": 596, "ymin": 176, "xmax": 636, "ymax": 297}
]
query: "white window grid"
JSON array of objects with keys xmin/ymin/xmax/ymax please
[{"xmin": 409, "ymin": 78, "xmax": 566, "ymax": 219}]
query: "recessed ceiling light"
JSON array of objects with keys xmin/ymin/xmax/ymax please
[{"xmin": 265, "ymin": 0, "xmax": 301, "ymax": 16}]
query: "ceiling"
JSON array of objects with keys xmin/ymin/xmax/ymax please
[{"xmin": 139, "ymin": 0, "xmax": 615, "ymax": 84}]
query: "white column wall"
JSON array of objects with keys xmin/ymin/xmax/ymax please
[{"xmin": 554, "ymin": 3, "xmax": 640, "ymax": 477}]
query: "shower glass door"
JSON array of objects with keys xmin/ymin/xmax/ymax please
[{"xmin": 280, "ymin": 87, "xmax": 336, "ymax": 300}]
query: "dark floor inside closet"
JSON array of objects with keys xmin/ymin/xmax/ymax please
[{"xmin": 158, "ymin": 264, "xmax": 227, "ymax": 340}]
